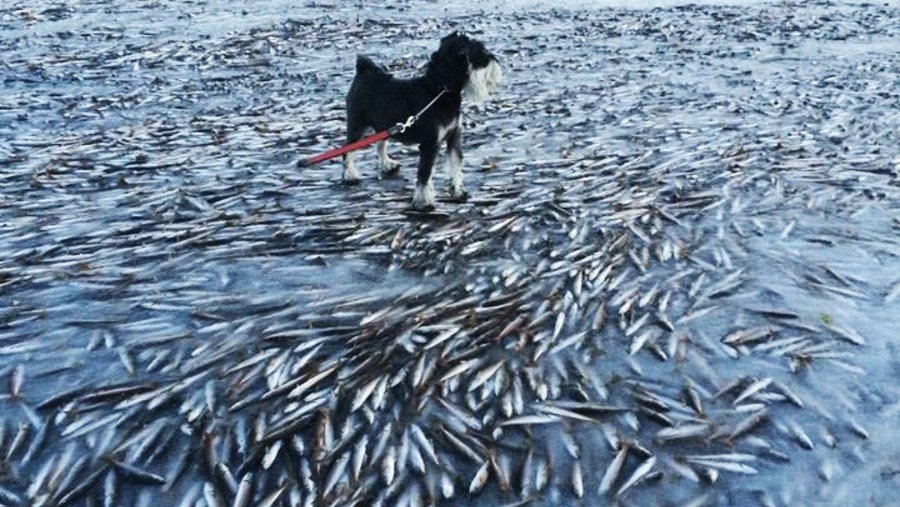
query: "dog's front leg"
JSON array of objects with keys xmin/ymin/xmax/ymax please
[
  {"xmin": 411, "ymin": 143, "xmax": 438, "ymax": 211},
  {"xmin": 445, "ymin": 127, "xmax": 468, "ymax": 202}
]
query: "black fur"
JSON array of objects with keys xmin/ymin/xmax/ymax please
[{"xmin": 343, "ymin": 32, "xmax": 500, "ymax": 210}]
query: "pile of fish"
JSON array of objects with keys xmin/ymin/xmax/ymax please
[{"xmin": 1, "ymin": 0, "xmax": 898, "ymax": 505}]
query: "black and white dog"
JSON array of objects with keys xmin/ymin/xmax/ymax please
[{"xmin": 343, "ymin": 32, "xmax": 502, "ymax": 210}]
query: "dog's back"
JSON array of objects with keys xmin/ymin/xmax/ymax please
[
  {"xmin": 355, "ymin": 55, "xmax": 388, "ymax": 78},
  {"xmin": 347, "ymin": 56, "xmax": 390, "ymax": 122},
  {"xmin": 349, "ymin": 56, "xmax": 390, "ymax": 97},
  {"xmin": 346, "ymin": 55, "xmax": 400, "ymax": 134}
]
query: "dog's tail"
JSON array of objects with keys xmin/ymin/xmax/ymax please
[{"xmin": 355, "ymin": 55, "xmax": 388, "ymax": 77}]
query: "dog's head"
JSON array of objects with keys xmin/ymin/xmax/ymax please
[{"xmin": 429, "ymin": 32, "xmax": 502, "ymax": 103}]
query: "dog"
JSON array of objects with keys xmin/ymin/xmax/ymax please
[{"xmin": 343, "ymin": 32, "xmax": 502, "ymax": 211}]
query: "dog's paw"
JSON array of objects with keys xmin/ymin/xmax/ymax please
[
  {"xmin": 379, "ymin": 162, "xmax": 401, "ymax": 178},
  {"xmin": 410, "ymin": 202, "xmax": 436, "ymax": 213},
  {"xmin": 411, "ymin": 193, "xmax": 436, "ymax": 211},
  {"xmin": 342, "ymin": 168, "xmax": 362, "ymax": 185},
  {"xmin": 449, "ymin": 186, "xmax": 470, "ymax": 202},
  {"xmin": 412, "ymin": 182, "xmax": 436, "ymax": 211}
]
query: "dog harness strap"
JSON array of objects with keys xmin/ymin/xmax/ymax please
[{"xmin": 297, "ymin": 88, "xmax": 447, "ymax": 168}]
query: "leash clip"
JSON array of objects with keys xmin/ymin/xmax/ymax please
[
  {"xmin": 390, "ymin": 88, "xmax": 447, "ymax": 135},
  {"xmin": 395, "ymin": 115, "xmax": 417, "ymax": 134}
]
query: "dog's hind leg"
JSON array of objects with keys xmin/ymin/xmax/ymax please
[
  {"xmin": 445, "ymin": 127, "xmax": 468, "ymax": 202},
  {"xmin": 342, "ymin": 123, "xmax": 364, "ymax": 185},
  {"xmin": 377, "ymin": 140, "xmax": 400, "ymax": 177},
  {"xmin": 343, "ymin": 151, "xmax": 362, "ymax": 185},
  {"xmin": 411, "ymin": 143, "xmax": 438, "ymax": 211}
]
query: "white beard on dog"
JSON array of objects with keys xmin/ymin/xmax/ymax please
[{"xmin": 463, "ymin": 60, "xmax": 502, "ymax": 104}]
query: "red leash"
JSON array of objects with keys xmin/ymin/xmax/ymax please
[
  {"xmin": 296, "ymin": 88, "xmax": 447, "ymax": 168},
  {"xmin": 297, "ymin": 129, "xmax": 392, "ymax": 167}
]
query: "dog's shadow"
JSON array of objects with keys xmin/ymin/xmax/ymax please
[
  {"xmin": 335, "ymin": 172, "xmax": 455, "ymax": 221},
  {"xmin": 401, "ymin": 210, "xmax": 452, "ymax": 221}
]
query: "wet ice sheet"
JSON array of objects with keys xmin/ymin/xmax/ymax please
[{"xmin": 1, "ymin": 0, "xmax": 899, "ymax": 506}]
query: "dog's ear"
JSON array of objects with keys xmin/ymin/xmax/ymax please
[
  {"xmin": 441, "ymin": 31, "xmax": 461, "ymax": 45},
  {"xmin": 456, "ymin": 47, "xmax": 471, "ymax": 68}
]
